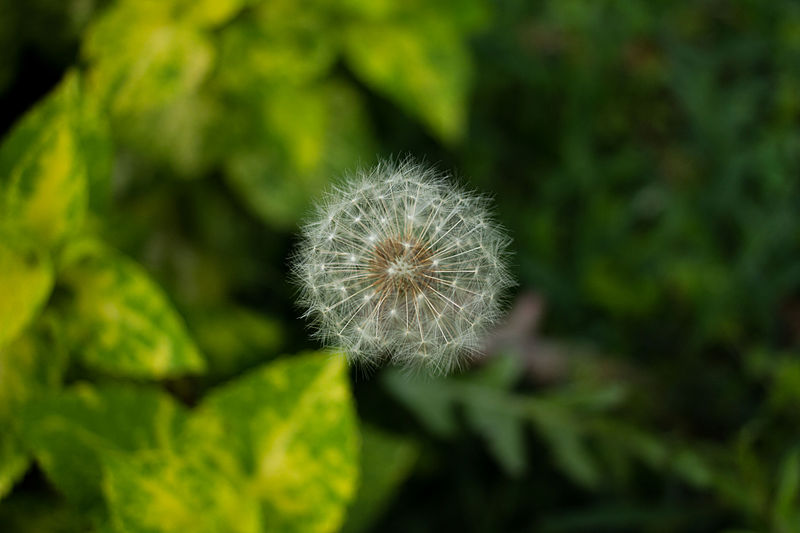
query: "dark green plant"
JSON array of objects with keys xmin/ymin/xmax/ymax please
[{"xmin": 1, "ymin": 0, "xmax": 800, "ymax": 532}]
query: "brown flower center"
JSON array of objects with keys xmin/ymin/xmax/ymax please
[{"xmin": 368, "ymin": 237, "xmax": 435, "ymax": 297}]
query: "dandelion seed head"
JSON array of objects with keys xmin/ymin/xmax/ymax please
[{"xmin": 292, "ymin": 159, "xmax": 513, "ymax": 375}]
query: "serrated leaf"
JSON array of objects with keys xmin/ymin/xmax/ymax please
[
  {"xmin": 459, "ymin": 358, "xmax": 528, "ymax": 476},
  {"xmin": 463, "ymin": 392, "xmax": 527, "ymax": 476},
  {"xmin": 343, "ymin": 18, "xmax": 471, "ymax": 143},
  {"xmin": 385, "ymin": 363, "xmax": 607, "ymax": 481},
  {"xmin": 58, "ymin": 241, "xmax": 205, "ymax": 378},
  {"xmin": 671, "ymin": 448, "xmax": 714, "ymax": 489},
  {"xmin": 382, "ymin": 369, "xmax": 459, "ymax": 437},
  {"xmin": 195, "ymin": 352, "xmax": 359, "ymax": 533},
  {"xmin": 528, "ymin": 400, "xmax": 601, "ymax": 489},
  {"xmin": 342, "ymin": 426, "xmax": 418, "ymax": 533},
  {"xmin": 19, "ymin": 384, "xmax": 189, "ymax": 508},
  {"xmin": 0, "ymin": 237, "xmax": 53, "ymax": 349},
  {"xmin": 0, "ymin": 74, "xmax": 89, "ymax": 246},
  {"xmin": 102, "ymin": 449, "xmax": 262, "ymax": 533},
  {"xmin": 773, "ymin": 447, "xmax": 800, "ymax": 530},
  {"xmin": 592, "ymin": 420, "xmax": 668, "ymax": 472}
]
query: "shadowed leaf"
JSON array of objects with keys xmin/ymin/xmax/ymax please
[
  {"xmin": 19, "ymin": 384, "xmax": 189, "ymax": 508},
  {"xmin": 58, "ymin": 240, "xmax": 205, "ymax": 378}
]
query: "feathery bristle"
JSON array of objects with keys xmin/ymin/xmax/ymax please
[{"xmin": 292, "ymin": 159, "xmax": 513, "ymax": 375}]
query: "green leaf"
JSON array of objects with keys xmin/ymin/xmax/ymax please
[
  {"xmin": 99, "ymin": 352, "xmax": 358, "ymax": 533},
  {"xmin": 102, "ymin": 449, "xmax": 263, "ymax": 533},
  {"xmin": 58, "ymin": 240, "xmax": 205, "ymax": 378},
  {"xmin": 0, "ymin": 317, "xmax": 67, "ymax": 421},
  {"xmin": 773, "ymin": 447, "xmax": 800, "ymax": 531},
  {"xmin": 19, "ymin": 384, "xmax": 189, "ymax": 508},
  {"xmin": 171, "ymin": 0, "xmax": 247, "ymax": 27},
  {"xmin": 343, "ymin": 17, "xmax": 471, "ymax": 143},
  {"xmin": 528, "ymin": 400, "xmax": 602, "ymax": 489},
  {"xmin": 224, "ymin": 81, "xmax": 374, "ymax": 227},
  {"xmin": 0, "ymin": 237, "xmax": 53, "ymax": 349},
  {"xmin": 671, "ymin": 448, "xmax": 715, "ymax": 489},
  {"xmin": 81, "ymin": 0, "xmax": 239, "ymax": 177},
  {"xmin": 0, "ymin": 74, "xmax": 89, "ymax": 246},
  {"xmin": 0, "ymin": 492, "xmax": 94, "ymax": 532},
  {"xmin": 0, "ymin": 432, "xmax": 27, "ymax": 502},
  {"xmin": 0, "ymin": 320, "xmax": 68, "ymax": 500},
  {"xmin": 187, "ymin": 306, "xmax": 284, "ymax": 381},
  {"xmin": 84, "ymin": 3, "xmax": 214, "ymax": 118},
  {"xmin": 385, "ymin": 362, "xmax": 615, "ymax": 483},
  {"xmin": 463, "ymin": 390, "xmax": 527, "ymax": 476},
  {"xmin": 195, "ymin": 352, "xmax": 360, "ymax": 533},
  {"xmin": 75, "ymin": 94, "xmax": 114, "ymax": 214},
  {"xmin": 215, "ymin": 13, "xmax": 336, "ymax": 89},
  {"xmin": 319, "ymin": 0, "xmax": 490, "ymax": 29},
  {"xmin": 381, "ymin": 369, "xmax": 460, "ymax": 438},
  {"xmin": 460, "ymin": 356, "xmax": 528, "ymax": 476},
  {"xmin": 386, "ymin": 359, "xmax": 530, "ymax": 476},
  {"xmin": 591, "ymin": 420, "xmax": 668, "ymax": 473},
  {"xmin": 342, "ymin": 426, "xmax": 418, "ymax": 533}
]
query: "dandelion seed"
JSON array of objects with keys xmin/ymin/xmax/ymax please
[{"xmin": 292, "ymin": 159, "xmax": 513, "ymax": 375}]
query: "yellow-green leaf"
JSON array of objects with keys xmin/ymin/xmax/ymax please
[
  {"xmin": 18, "ymin": 384, "xmax": 189, "ymax": 508},
  {"xmin": 196, "ymin": 352, "xmax": 359, "ymax": 533},
  {"xmin": 0, "ymin": 318, "xmax": 67, "ymax": 422},
  {"xmin": 171, "ymin": 0, "xmax": 247, "ymax": 27},
  {"xmin": 215, "ymin": 13, "xmax": 336, "ymax": 90},
  {"xmin": 59, "ymin": 241, "xmax": 205, "ymax": 378},
  {"xmin": 0, "ymin": 237, "xmax": 53, "ymax": 349},
  {"xmin": 119, "ymin": 91, "xmax": 220, "ymax": 177},
  {"xmin": 343, "ymin": 18, "xmax": 471, "ymax": 143},
  {"xmin": 0, "ymin": 320, "xmax": 67, "ymax": 501},
  {"xmin": 0, "ymin": 433, "xmax": 27, "ymax": 502},
  {"xmin": 0, "ymin": 74, "xmax": 89, "ymax": 246},
  {"xmin": 224, "ymin": 81, "xmax": 375, "ymax": 227},
  {"xmin": 82, "ymin": 1, "xmax": 217, "ymax": 176},
  {"xmin": 84, "ymin": 4, "xmax": 214, "ymax": 118},
  {"xmin": 76, "ymin": 93, "xmax": 114, "ymax": 214},
  {"xmin": 102, "ymin": 450, "xmax": 262, "ymax": 533}
]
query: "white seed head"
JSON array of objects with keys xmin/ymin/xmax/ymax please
[{"xmin": 292, "ymin": 159, "xmax": 513, "ymax": 375}]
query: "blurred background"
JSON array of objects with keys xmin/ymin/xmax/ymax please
[{"xmin": 2, "ymin": 0, "xmax": 800, "ymax": 531}]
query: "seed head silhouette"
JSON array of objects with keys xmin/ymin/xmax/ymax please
[{"xmin": 293, "ymin": 160, "xmax": 513, "ymax": 375}]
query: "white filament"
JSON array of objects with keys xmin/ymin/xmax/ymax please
[{"xmin": 292, "ymin": 159, "xmax": 513, "ymax": 375}]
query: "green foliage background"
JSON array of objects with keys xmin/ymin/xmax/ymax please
[{"xmin": 1, "ymin": 0, "xmax": 799, "ymax": 531}]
